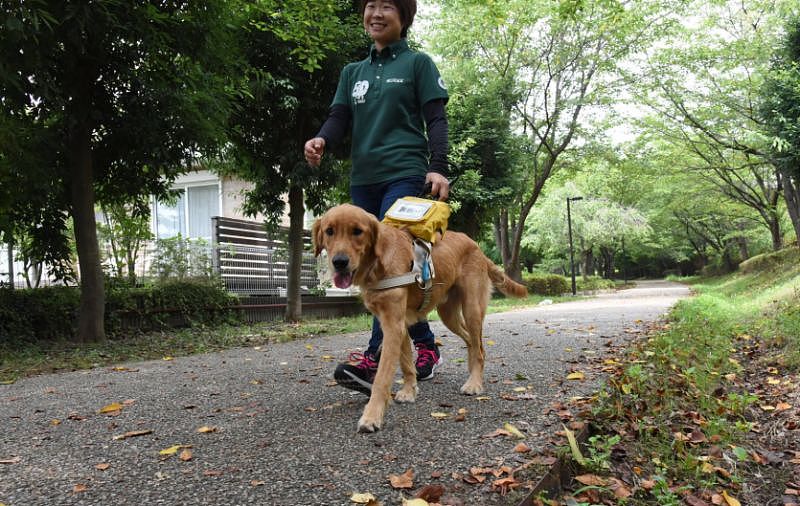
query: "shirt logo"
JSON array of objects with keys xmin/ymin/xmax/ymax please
[
  {"xmin": 352, "ymin": 80, "xmax": 369, "ymax": 104},
  {"xmin": 438, "ymin": 77, "xmax": 447, "ymax": 90}
]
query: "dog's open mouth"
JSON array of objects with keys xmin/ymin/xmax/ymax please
[{"xmin": 333, "ymin": 270, "xmax": 354, "ymax": 289}]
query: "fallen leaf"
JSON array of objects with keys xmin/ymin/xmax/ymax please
[
  {"xmin": 575, "ymin": 474, "xmax": 607, "ymax": 486},
  {"xmin": 98, "ymin": 402, "xmax": 124, "ymax": 414},
  {"xmin": 566, "ymin": 371, "xmax": 585, "ymax": 380},
  {"xmin": 430, "ymin": 412, "xmax": 449, "ymax": 419},
  {"xmin": 179, "ymin": 449, "xmax": 193, "ymax": 461},
  {"xmin": 197, "ymin": 426, "xmax": 218, "ymax": 433},
  {"xmin": 203, "ymin": 469, "xmax": 223, "ymax": 476},
  {"xmin": 775, "ymin": 402, "xmax": 792, "ymax": 411},
  {"xmin": 722, "ymin": 490, "xmax": 741, "ymax": 506},
  {"xmin": 608, "ymin": 477, "xmax": 632, "ymax": 498},
  {"xmin": 415, "ymin": 484, "xmax": 444, "ymax": 502},
  {"xmin": 95, "ymin": 463, "xmax": 110, "ymax": 471},
  {"xmin": 159, "ymin": 445, "xmax": 190, "ymax": 456},
  {"xmin": 162, "ymin": 356, "xmax": 174, "ymax": 361},
  {"xmin": 350, "ymin": 492, "xmax": 377, "ymax": 504},
  {"xmin": 563, "ymin": 424, "xmax": 587, "ymax": 466},
  {"xmin": 513, "ymin": 442, "xmax": 531, "ymax": 453},
  {"xmin": 73, "ymin": 484, "xmax": 88, "ymax": 493},
  {"xmin": 503, "ymin": 423, "xmax": 525, "ymax": 439},
  {"xmin": 250, "ymin": 480, "xmax": 266, "ymax": 487},
  {"xmin": 0, "ymin": 457, "xmax": 21, "ymax": 465},
  {"xmin": 403, "ymin": 499, "xmax": 429, "ymax": 506},
  {"xmin": 389, "ymin": 468, "xmax": 414, "ymax": 489}
]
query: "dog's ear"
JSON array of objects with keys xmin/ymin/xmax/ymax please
[
  {"xmin": 369, "ymin": 213, "xmax": 386, "ymax": 259},
  {"xmin": 311, "ymin": 218, "xmax": 324, "ymax": 257}
]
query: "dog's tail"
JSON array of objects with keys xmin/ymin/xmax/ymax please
[{"xmin": 487, "ymin": 261, "xmax": 528, "ymax": 298}]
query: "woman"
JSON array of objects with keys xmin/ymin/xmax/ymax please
[{"xmin": 304, "ymin": 0, "xmax": 450, "ymax": 395}]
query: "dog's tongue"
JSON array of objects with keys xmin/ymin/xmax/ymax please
[{"xmin": 333, "ymin": 271, "xmax": 353, "ymax": 289}]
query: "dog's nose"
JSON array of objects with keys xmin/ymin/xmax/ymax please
[{"xmin": 332, "ymin": 254, "xmax": 350, "ymax": 271}]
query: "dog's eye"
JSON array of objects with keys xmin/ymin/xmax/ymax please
[
  {"xmin": 352, "ymin": 227, "xmax": 363, "ymax": 236},
  {"xmin": 325, "ymin": 227, "xmax": 334, "ymax": 236}
]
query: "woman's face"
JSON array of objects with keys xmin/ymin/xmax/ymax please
[{"xmin": 363, "ymin": 0, "xmax": 403, "ymax": 50}]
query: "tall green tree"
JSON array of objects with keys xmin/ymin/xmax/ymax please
[
  {"xmin": 0, "ymin": 2, "xmax": 239, "ymax": 342},
  {"xmin": 223, "ymin": 0, "xmax": 365, "ymax": 321},
  {"xmin": 432, "ymin": 0, "xmax": 679, "ymax": 280},
  {"xmin": 628, "ymin": 0, "xmax": 799, "ymax": 250},
  {"xmin": 762, "ymin": 16, "xmax": 800, "ymax": 244}
]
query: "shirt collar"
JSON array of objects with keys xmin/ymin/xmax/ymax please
[{"xmin": 369, "ymin": 38, "xmax": 409, "ymax": 63}]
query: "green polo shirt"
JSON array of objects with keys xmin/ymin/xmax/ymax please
[{"xmin": 332, "ymin": 39, "xmax": 449, "ymax": 186}]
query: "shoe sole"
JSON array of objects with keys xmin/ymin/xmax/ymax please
[
  {"xmin": 334, "ymin": 370, "xmax": 373, "ymax": 395},
  {"xmin": 417, "ymin": 355, "xmax": 444, "ymax": 381}
]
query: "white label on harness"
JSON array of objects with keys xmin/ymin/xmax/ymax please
[{"xmin": 386, "ymin": 200, "xmax": 432, "ymax": 221}]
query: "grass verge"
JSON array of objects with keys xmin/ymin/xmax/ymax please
[
  {"xmin": 545, "ymin": 248, "xmax": 800, "ymax": 505},
  {"xmin": 0, "ymin": 292, "xmax": 560, "ymax": 383}
]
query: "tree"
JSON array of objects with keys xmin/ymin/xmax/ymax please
[
  {"xmin": 222, "ymin": 0, "xmax": 365, "ymax": 322},
  {"xmin": 432, "ymin": 0, "xmax": 678, "ymax": 280},
  {"xmin": 0, "ymin": 2, "xmax": 240, "ymax": 341},
  {"xmin": 628, "ymin": 0, "xmax": 799, "ymax": 250},
  {"xmin": 762, "ymin": 16, "xmax": 800, "ymax": 244}
]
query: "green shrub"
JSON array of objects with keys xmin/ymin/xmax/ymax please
[
  {"xmin": 577, "ymin": 276, "xmax": 616, "ymax": 291},
  {"xmin": 0, "ymin": 286, "xmax": 79, "ymax": 342},
  {"xmin": 523, "ymin": 273, "xmax": 569, "ymax": 296},
  {"xmin": 0, "ymin": 280, "xmax": 238, "ymax": 343}
]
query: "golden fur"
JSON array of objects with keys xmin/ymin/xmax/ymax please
[{"xmin": 313, "ymin": 204, "xmax": 528, "ymax": 432}]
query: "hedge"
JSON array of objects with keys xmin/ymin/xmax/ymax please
[
  {"xmin": 523, "ymin": 273, "xmax": 569, "ymax": 296},
  {"xmin": 0, "ymin": 279, "xmax": 238, "ymax": 343}
]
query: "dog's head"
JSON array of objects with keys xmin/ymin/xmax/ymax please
[{"xmin": 312, "ymin": 204, "xmax": 382, "ymax": 289}]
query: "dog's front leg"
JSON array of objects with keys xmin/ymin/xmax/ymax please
[
  {"xmin": 393, "ymin": 329, "xmax": 418, "ymax": 403},
  {"xmin": 357, "ymin": 317, "xmax": 405, "ymax": 433}
]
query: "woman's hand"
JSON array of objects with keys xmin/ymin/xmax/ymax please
[
  {"xmin": 304, "ymin": 137, "xmax": 326, "ymax": 167},
  {"xmin": 425, "ymin": 172, "xmax": 450, "ymax": 201}
]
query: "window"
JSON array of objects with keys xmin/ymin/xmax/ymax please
[{"xmin": 153, "ymin": 183, "xmax": 220, "ymax": 240}]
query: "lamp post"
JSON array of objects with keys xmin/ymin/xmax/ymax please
[{"xmin": 567, "ymin": 196, "xmax": 583, "ymax": 296}]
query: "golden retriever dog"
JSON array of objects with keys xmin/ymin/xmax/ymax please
[{"xmin": 313, "ymin": 204, "xmax": 528, "ymax": 432}]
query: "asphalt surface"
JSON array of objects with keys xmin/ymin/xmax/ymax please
[{"xmin": 0, "ymin": 280, "xmax": 689, "ymax": 506}]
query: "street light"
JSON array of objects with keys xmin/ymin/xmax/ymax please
[{"xmin": 567, "ymin": 196, "xmax": 583, "ymax": 296}]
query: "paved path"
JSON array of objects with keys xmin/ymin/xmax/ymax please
[{"xmin": 0, "ymin": 281, "xmax": 689, "ymax": 506}]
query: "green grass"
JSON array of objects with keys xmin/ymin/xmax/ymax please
[
  {"xmin": 0, "ymin": 293, "xmax": 555, "ymax": 383},
  {"xmin": 585, "ymin": 246, "xmax": 800, "ymax": 504}
]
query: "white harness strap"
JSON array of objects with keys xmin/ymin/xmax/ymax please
[{"xmin": 371, "ymin": 239, "xmax": 435, "ymax": 311}]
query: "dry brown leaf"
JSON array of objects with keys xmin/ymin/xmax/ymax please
[
  {"xmin": 513, "ymin": 442, "xmax": 531, "ymax": 453},
  {"xmin": 415, "ymin": 484, "xmax": 444, "ymax": 502},
  {"xmin": 203, "ymin": 469, "xmax": 223, "ymax": 477},
  {"xmin": 389, "ymin": 468, "xmax": 414, "ymax": 489},
  {"xmin": 95, "ymin": 463, "xmax": 111, "ymax": 471},
  {"xmin": 72, "ymin": 484, "xmax": 88, "ymax": 493},
  {"xmin": 608, "ymin": 477, "xmax": 632, "ymax": 499},
  {"xmin": 250, "ymin": 480, "xmax": 266, "ymax": 487},
  {"xmin": 0, "ymin": 457, "xmax": 21, "ymax": 465},
  {"xmin": 197, "ymin": 426, "xmax": 218, "ymax": 433},
  {"xmin": 179, "ymin": 449, "xmax": 193, "ymax": 461},
  {"xmin": 575, "ymin": 474, "xmax": 607, "ymax": 486}
]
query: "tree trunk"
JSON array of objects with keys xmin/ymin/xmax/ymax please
[
  {"xmin": 782, "ymin": 168, "xmax": 800, "ymax": 246},
  {"xmin": 285, "ymin": 183, "xmax": 305, "ymax": 322},
  {"xmin": 6, "ymin": 240, "xmax": 14, "ymax": 289},
  {"xmin": 70, "ymin": 74, "xmax": 105, "ymax": 343}
]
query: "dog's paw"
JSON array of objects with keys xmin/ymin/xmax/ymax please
[
  {"xmin": 394, "ymin": 385, "xmax": 418, "ymax": 404},
  {"xmin": 460, "ymin": 382, "xmax": 484, "ymax": 395},
  {"xmin": 357, "ymin": 415, "xmax": 383, "ymax": 433}
]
